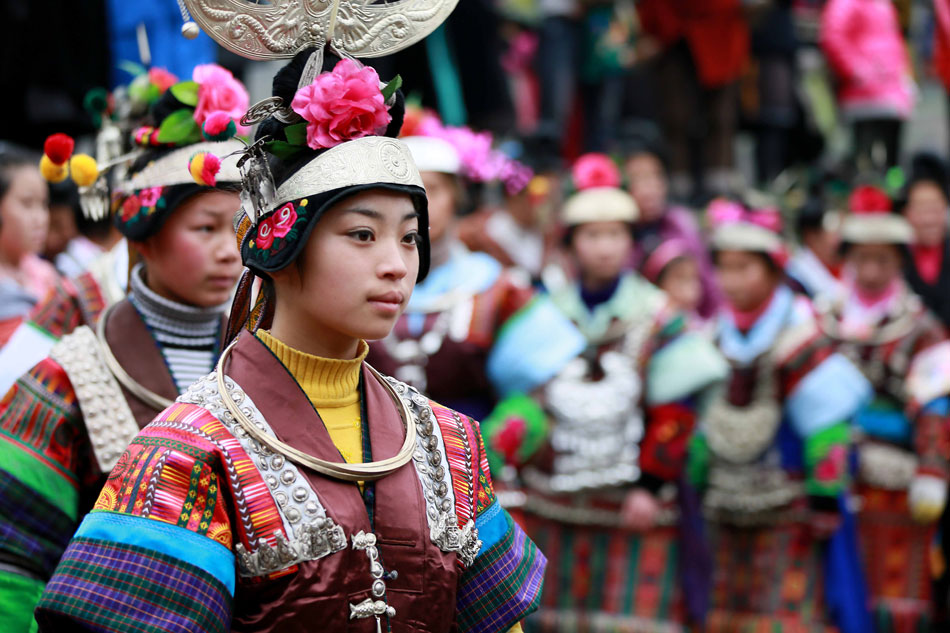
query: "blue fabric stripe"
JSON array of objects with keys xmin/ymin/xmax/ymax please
[
  {"xmin": 786, "ymin": 353, "xmax": 871, "ymax": 437},
  {"xmin": 487, "ymin": 295, "xmax": 585, "ymax": 396},
  {"xmin": 475, "ymin": 501, "xmax": 508, "ymax": 555},
  {"xmin": 76, "ymin": 511, "xmax": 235, "ymax": 595},
  {"xmin": 924, "ymin": 396, "xmax": 950, "ymax": 416}
]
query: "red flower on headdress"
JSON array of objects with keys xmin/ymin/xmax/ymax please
[
  {"xmin": 272, "ymin": 203, "xmax": 298, "ymax": 238},
  {"xmin": 138, "ymin": 187, "xmax": 162, "ymax": 208},
  {"xmin": 255, "ymin": 217, "xmax": 276, "ymax": 250},
  {"xmin": 290, "ymin": 59, "xmax": 392, "ymax": 150},
  {"xmin": 120, "ymin": 195, "xmax": 141, "ymax": 222},
  {"xmin": 849, "ymin": 185, "xmax": 892, "ymax": 214},
  {"xmin": 147, "ymin": 68, "xmax": 178, "ymax": 94},
  {"xmin": 572, "ymin": 153, "xmax": 621, "ymax": 191}
]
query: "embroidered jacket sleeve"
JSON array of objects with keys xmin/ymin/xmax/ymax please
[
  {"xmin": 778, "ymin": 331, "xmax": 869, "ymax": 501},
  {"xmin": 35, "ymin": 402, "xmax": 237, "ymax": 633},
  {"xmin": 0, "ymin": 357, "xmax": 101, "ymax": 583},
  {"xmin": 904, "ymin": 317, "xmax": 950, "ymax": 521},
  {"xmin": 484, "ymin": 271, "xmax": 586, "ymax": 398},
  {"xmin": 640, "ymin": 309, "xmax": 727, "ymax": 492},
  {"xmin": 431, "ymin": 402, "xmax": 546, "ymax": 633}
]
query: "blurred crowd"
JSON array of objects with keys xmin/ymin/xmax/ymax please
[{"xmin": 6, "ymin": 0, "xmax": 950, "ymax": 632}]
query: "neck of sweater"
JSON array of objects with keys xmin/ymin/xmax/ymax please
[
  {"xmin": 128, "ymin": 263, "xmax": 226, "ymax": 392},
  {"xmin": 257, "ymin": 329, "xmax": 367, "ymax": 408}
]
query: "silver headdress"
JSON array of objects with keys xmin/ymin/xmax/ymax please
[{"xmin": 180, "ymin": 0, "xmax": 458, "ymax": 227}]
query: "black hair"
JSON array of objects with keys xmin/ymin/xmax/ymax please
[
  {"xmin": 562, "ymin": 222, "xmax": 636, "ymax": 249},
  {"xmin": 712, "ymin": 248, "xmax": 783, "ymax": 276},
  {"xmin": 617, "ymin": 123, "xmax": 670, "ymax": 173},
  {"xmin": 896, "ymin": 151, "xmax": 950, "ymax": 212},
  {"xmin": 795, "ymin": 196, "xmax": 828, "ymax": 241}
]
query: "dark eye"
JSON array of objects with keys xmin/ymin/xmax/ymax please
[
  {"xmin": 402, "ymin": 231, "xmax": 420, "ymax": 246},
  {"xmin": 196, "ymin": 225, "xmax": 215, "ymax": 233},
  {"xmin": 350, "ymin": 229, "xmax": 374, "ymax": 242}
]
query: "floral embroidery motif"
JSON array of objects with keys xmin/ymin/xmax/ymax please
[
  {"xmin": 113, "ymin": 186, "xmax": 168, "ymax": 226},
  {"xmin": 247, "ymin": 199, "xmax": 309, "ymax": 261}
]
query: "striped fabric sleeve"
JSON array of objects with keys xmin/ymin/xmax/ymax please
[
  {"xmin": 35, "ymin": 406, "xmax": 238, "ymax": 633},
  {"xmin": 0, "ymin": 358, "xmax": 91, "ymax": 580},
  {"xmin": 438, "ymin": 405, "xmax": 546, "ymax": 633}
]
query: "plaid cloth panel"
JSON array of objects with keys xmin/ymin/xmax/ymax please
[
  {"xmin": 0, "ymin": 469, "xmax": 74, "ymax": 578},
  {"xmin": 457, "ymin": 510, "xmax": 546, "ymax": 633},
  {"xmin": 36, "ymin": 536, "xmax": 232, "ymax": 633}
]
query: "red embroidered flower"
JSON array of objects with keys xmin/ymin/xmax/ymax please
[
  {"xmin": 193, "ymin": 64, "xmax": 250, "ymax": 134},
  {"xmin": 255, "ymin": 217, "xmax": 276, "ymax": 250},
  {"xmin": 120, "ymin": 195, "xmax": 141, "ymax": 222},
  {"xmin": 493, "ymin": 417, "xmax": 527, "ymax": 465},
  {"xmin": 138, "ymin": 186, "xmax": 162, "ymax": 208},
  {"xmin": 290, "ymin": 59, "xmax": 392, "ymax": 150},
  {"xmin": 272, "ymin": 203, "xmax": 298, "ymax": 238},
  {"xmin": 572, "ymin": 153, "xmax": 621, "ymax": 190}
]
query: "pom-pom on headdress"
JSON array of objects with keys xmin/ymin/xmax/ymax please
[
  {"xmin": 707, "ymin": 197, "xmax": 788, "ymax": 267},
  {"xmin": 840, "ymin": 184, "xmax": 913, "ymax": 245},
  {"xmin": 561, "ymin": 153, "xmax": 638, "ymax": 226}
]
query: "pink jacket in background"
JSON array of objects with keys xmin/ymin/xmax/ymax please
[{"xmin": 820, "ymin": 0, "xmax": 915, "ymax": 119}]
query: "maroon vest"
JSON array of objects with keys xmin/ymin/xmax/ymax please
[{"xmin": 227, "ymin": 334, "xmax": 460, "ymax": 633}]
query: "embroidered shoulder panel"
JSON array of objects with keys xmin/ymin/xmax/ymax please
[
  {"xmin": 382, "ymin": 377, "xmax": 483, "ymax": 567},
  {"xmin": 50, "ymin": 326, "xmax": 139, "ymax": 472},
  {"xmin": 176, "ymin": 374, "xmax": 348, "ymax": 579}
]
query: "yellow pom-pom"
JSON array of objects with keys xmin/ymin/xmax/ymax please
[
  {"xmin": 188, "ymin": 151, "xmax": 220, "ymax": 187},
  {"xmin": 69, "ymin": 154, "xmax": 99, "ymax": 187},
  {"xmin": 40, "ymin": 154, "xmax": 69, "ymax": 183}
]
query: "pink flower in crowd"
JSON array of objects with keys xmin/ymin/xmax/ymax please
[
  {"xmin": 572, "ymin": 153, "xmax": 621, "ymax": 190},
  {"xmin": 291, "ymin": 59, "xmax": 391, "ymax": 150},
  {"xmin": 193, "ymin": 64, "xmax": 250, "ymax": 134}
]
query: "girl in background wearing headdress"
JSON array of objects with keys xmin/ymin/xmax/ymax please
[
  {"xmin": 689, "ymin": 198, "xmax": 872, "ymax": 632},
  {"xmin": 0, "ymin": 66, "xmax": 248, "ymax": 633},
  {"xmin": 0, "ymin": 152, "xmax": 57, "ymax": 344},
  {"xmin": 899, "ymin": 152, "xmax": 950, "ymax": 328},
  {"xmin": 640, "ymin": 238, "xmax": 710, "ymax": 335},
  {"xmin": 35, "ymin": 48, "xmax": 544, "ymax": 633},
  {"xmin": 501, "ymin": 153, "xmax": 726, "ymax": 632},
  {"xmin": 816, "ymin": 185, "xmax": 950, "ymax": 631}
]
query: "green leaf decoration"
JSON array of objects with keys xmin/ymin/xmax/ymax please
[
  {"xmin": 284, "ymin": 122, "xmax": 309, "ymax": 146},
  {"xmin": 118, "ymin": 60, "xmax": 147, "ymax": 78},
  {"xmin": 263, "ymin": 140, "xmax": 308, "ymax": 160},
  {"xmin": 170, "ymin": 81, "xmax": 200, "ymax": 107},
  {"xmin": 381, "ymin": 75, "xmax": 403, "ymax": 103},
  {"xmin": 156, "ymin": 108, "xmax": 201, "ymax": 144}
]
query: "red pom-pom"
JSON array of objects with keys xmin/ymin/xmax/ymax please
[
  {"xmin": 849, "ymin": 185, "xmax": 892, "ymax": 215},
  {"xmin": 44, "ymin": 133, "xmax": 75, "ymax": 166}
]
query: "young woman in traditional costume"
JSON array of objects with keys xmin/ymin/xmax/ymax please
[
  {"xmin": 34, "ymin": 7, "xmax": 546, "ymax": 630},
  {"xmin": 366, "ymin": 129, "xmax": 584, "ymax": 424},
  {"xmin": 0, "ymin": 68, "xmax": 248, "ymax": 633},
  {"xmin": 0, "ymin": 66, "xmax": 236, "ymax": 394},
  {"xmin": 689, "ymin": 198, "xmax": 871, "ymax": 632},
  {"xmin": 816, "ymin": 185, "xmax": 950, "ymax": 631},
  {"xmin": 493, "ymin": 153, "xmax": 726, "ymax": 632}
]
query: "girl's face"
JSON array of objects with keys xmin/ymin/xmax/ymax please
[
  {"xmin": 845, "ymin": 243, "xmax": 903, "ymax": 298},
  {"xmin": 715, "ymin": 250, "xmax": 778, "ymax": 312},
  {"xmin": 421, "ymin": 171, "xmax": 457, "ymax": 244},
  {"xmin": 903, "ymin": 181, "xmax": 948, "ymax": 247},
  {"xmin": 0, "ymin": 166, "xmax": 49, "ymax": 265},
  {"xmin": 271, "ymin": 189, "xmax": 420, "ymax": 355},
  {"xmin": 625, "ymin": 153, "xmax": 667, "ymax": 223},
  {"xmin": 658, "ymin": 257, "xmax": 702, "ymax": 313},
  {"xmin": 570, "ymin": 221, "xmax": 633, "ymax": 287},
  {"xmin": 135, "ymin": 190, "xmax": 243, "ymax": 307}
]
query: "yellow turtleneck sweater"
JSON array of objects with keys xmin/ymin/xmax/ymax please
[{"xmin": 257, "ymin": 330, "xmax": 366, "ymax": 465}]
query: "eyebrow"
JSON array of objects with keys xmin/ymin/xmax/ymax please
[{"xmin": 342, "ymin": 207, "xmax": 420, "ymax": 222}]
